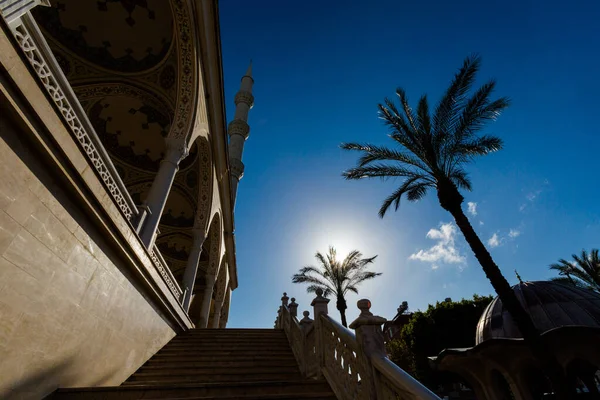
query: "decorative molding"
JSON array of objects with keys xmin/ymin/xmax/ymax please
[
  {"xmin": 227, "ymin": 119, "xmax": 249, "ymax": 139},
  {"xmin": 73, "ymin": 83, "xmax": 173, "ymax": 118},
  {"xmin": 169, "ymin": 0, "xmax": 196, "ymax": 140},
  {"xmin": 229, "ymin": 158, "xmax": 244, "ymax": 180},
  {"xmin": 206, "ymin": 215, "xmax": 221, "ymax": 276},
  {"xmin": 11, "ymin": 16, "xmax": 137, "ymax": 221},
  {"xmin": 193, "ymin": 138, "xmax": 212, "ymax": 231},
  {"xmin": 150, "ymin": 245, "xmax": 183, "ymax": 300},
  {"xmin": 0, "ymin": 0, "xmax": 49, "ymax": 24},
  {"xmin": 234, "ymin": 90, "xmax": 254, "ymax": 108}
]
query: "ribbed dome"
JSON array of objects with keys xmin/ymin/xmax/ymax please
[{"xmin": 475, "ymin": 281, "xmax": 600, "ymax": 345}]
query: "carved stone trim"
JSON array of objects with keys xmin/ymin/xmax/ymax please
[
  {"xmin": 234, "ymin": 90, "xmax": 254, "ymax": 108},
  {"xmin": 227, "ymin": 119, "xmax": 250, "ymax": 139},
  {"xmin": 0, "ymin": 0, "xmax": 49, "ymax": 24},
  {"xmin": 150, "ymin": 245, "xmax": 183, "ymax": 300},
  {"xmin": 170, "ymin": 0, "xmax": 196, "ymax": 139},
  {"xmin": 207, "ymin": 215, "xmax": 221, "ymax": 275},
  {"xmin": 11, "ymin": 16, "xmax": 137, "ymax": 221},
  {"xmin": 229, "ymin": 158, "xmax": 245, "ymax": 180},
  {"xmin": 193, "ymin": 138, "xmax": 212, "ymax": 231}
]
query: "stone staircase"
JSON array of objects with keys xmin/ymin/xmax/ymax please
[{"xmin": 50, "ymin": 329, "xmax": 336, "ymax": 399}]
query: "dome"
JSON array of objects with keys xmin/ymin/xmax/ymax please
[{"xmin": 475, "ymin": 281, "xmax": 600, "ymax": 345}]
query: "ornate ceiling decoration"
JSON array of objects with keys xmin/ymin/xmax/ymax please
[
  {"xmin": 34, "ymin": 0, "xmax": 173, "ymax": 73},
  {"xmin": 32, "ymin": 0, "xmax": 208, "ymax": 279}
]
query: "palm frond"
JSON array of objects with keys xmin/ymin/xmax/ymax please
[
  {"xmin": 433, "ymin": 55, "xmax": 481, "ymax": 146},
  {"xmin": 449, "ymin": 168, "xmax": 473, "ymax": 191},
  {"xmin": 416, "ymin": 95, "xmax": 431, "ymax": 135},
  {"xmin": 342, "ymin": 164, "xmax": 424, "ymax": 181},
  {"xmin": 452, "ymin": 81, "xmax": 509, "ymax": 142},
  {"xmin": 396, "ymin": 88, "xmax": 419, "ymax": 134}
]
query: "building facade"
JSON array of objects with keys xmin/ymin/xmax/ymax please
[{"xmin": 0, "ymin": 0, "xmax": 252, "ymax": 397}]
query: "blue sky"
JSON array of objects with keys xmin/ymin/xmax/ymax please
[{"xmin": 219, "ymin": 0, "xmax": 600, "ymax": 328}]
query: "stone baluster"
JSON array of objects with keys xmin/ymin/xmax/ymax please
[
  {"xmin": 281, "ymin": 292, "xmax": 289, "ymax": 307},
  {"xmin": 311, "ymin": 288, "xmax": 330, "ymax": 378},
  {"xmin": 289, "ymin": 297, "xmax": 298, "ymax": 318},
  {"xmin": 299, "ymin": 310, "xmax": 313, "ymax": 333},
  {"xmin": 182, "ymin": 228, "xmax": 207, "ymax": 311},
  {"xmin": 349, "ymin": 299, "xmax": 388, "ymax": 400},
  {"xmin": 139, "ymin": 137, "xmax": 189, "ymax": 248}
]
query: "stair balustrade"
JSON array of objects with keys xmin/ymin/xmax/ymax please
[{"xmin": 275, "ymin": 290, "xmax": 441, "ymax": 400}]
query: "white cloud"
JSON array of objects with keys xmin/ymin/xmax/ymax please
[
  {"xmin": 479, "ymin": 221, "xmax": 484, "ymax": 226},
  {"xmin": 409, "ymin": 222, "xmax": 466, "ymax": 268},
  {"xmin": 508, "ymin": 229, "xmax": 521, "ymax": 238},
  {"xmin": 467, "ymin": 202, "xmax": 477, "ymax": 216},
  {"xmin": 488, "ymin": 233, "xmax": 501, "ymax": 248}
]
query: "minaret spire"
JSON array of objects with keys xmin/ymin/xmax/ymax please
[{"xmin": 228, "ymin": 61, "xmax": 254, "ymax": 206}]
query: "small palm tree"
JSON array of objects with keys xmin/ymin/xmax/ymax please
[
  {"xmin": 341, "ymin": 55, "xmax": 570, "ymax": 398},
  {"xmin": 292, "ymin": 246, "xmax": 380, "ymax": 327},
  {"xmin": 550, "ymin": 249, "xmax": 600, "ymax": 291}
]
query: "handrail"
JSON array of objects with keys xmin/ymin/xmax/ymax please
[
  {"xmin": 320, "ymin": 314, "xmax": 358, "ymax": 351},
  {"xmin": 275, "ymin": 291, "xmax": 441, "ymax": 400},
  {"xmin": 372, "ymin": 355, "xmax": 440, "ymax": 400}
]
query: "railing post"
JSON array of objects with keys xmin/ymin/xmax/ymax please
[
  {"xmin": 281, "ymin": 292, "xmax": 289, "ymax": 307},
  {"xmin": 349, "ymin": 299, "xmax": 388, "ymax": 400},
  {"xmin": 289, "ymin": 298, "xmax": 298, "ymax": 318},
  {"xmin": 311, "ymin": 288, "xmax": 330, "ymax": 377},
  {"xmin": 299, "ymin": 310, "xmax": 313, "ymax": 332}
]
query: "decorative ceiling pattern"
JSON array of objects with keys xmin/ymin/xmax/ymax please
[
  {"xmin": 33, "ymin": 0, "xmax": 173, "ymax": 73},
  {"xmin": 32, "ymin": 0, "xmax": 211, "ymax": 281}
]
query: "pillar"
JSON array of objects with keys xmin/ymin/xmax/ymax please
[
  {"xmin": 211, "ymin": 282, "xmax": 228, "ymax": 329},
  {"xmin": 218, "ymin": 288, "xmax": 231, "ymax": 328},
  {"xmin": 311, "ymin": 288, "xmax": 330, "ymax": 378},
  {"xmin": 182, "ymin": 228, "xmax": 207, "ymax": 311},
  {"xmin": 198, "ymin": 274, "xmax": 216, "ymax": 328},
  {"xmin": 139, "ymin": 137, "xmax": 188, "ymax": 248}
]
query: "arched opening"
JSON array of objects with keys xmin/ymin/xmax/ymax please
[
  {"xmin": 521, "ymin": 366, "xmax": 553, "ymax": 400},
  {"xmin": 567, "ymin": 359, "xmax": 600, "ymax": 398},
  {"xmin": 491, "ymin": 370, "xmax": 516, "ymax": 400}
]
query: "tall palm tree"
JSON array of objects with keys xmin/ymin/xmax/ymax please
[
  {"xmin": 340, "ymin": 55, "xmax": 571, "ymax": 398},
  {"xmin": 292, "ymin": 246, "xmax": 380, "ymax": 327},
  {"xmin": 550, "ymin": 249, "xmax": 600, "ymax": 291}
]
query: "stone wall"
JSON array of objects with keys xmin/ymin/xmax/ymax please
[{"xmin": 0, "ymin": 114, "xmax": 176, "ymax": 398}]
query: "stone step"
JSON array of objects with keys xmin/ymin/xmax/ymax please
[
  {"xmin": 154, "ymin": 349, "xmax": 294, "ymax": 358},
  {"xmin": 148, "ymin": 354, "xmax": 297, "ymax": 363},
  {"xmin": 50, "ymin": 380, "xmax": 334, "ymax": 399},
  {"xmin": 143, "ymin": 358, "xmax": 299, "ymax": 369},
  {"xmin": 125, "ymin": 371, "xmax": 302, "ymax": 384},
  {"xmin": 181, "ymin": 331, "xmax": 286, "ymax": 336},
  {"xmin": 166, "ymin": 338, "xmax": 290, "ymax": 345},
  {"xmin": 133, "ymin": 365, "xmax": 299, "ymax": 377},
  {"xmin": 166, "ymin": 340, "xmax": 290, "ymax": 347}
]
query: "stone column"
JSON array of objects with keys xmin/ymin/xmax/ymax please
[
  {"xmin": 139, "ymin": 137, "xmax": 188, "ymax": 248},
  {"xmin": 181, "ymin": 228, "xmax": 207, "ymax": 311},
  {"xmin": 198, "ymin": 274, "xmax": 216, "ymax": 328},
  {"xmin": 311, "ymin": 288, "xmax": 330, "ymax": 378},
  {"xmin": 350, "ymin": 299, "xmax": 388, "ymax": 400},
  {"xmin": 218, "ymin": 288, "xmax": 231, "ymax": 328},
  {"xmin": 211, "ymin": 301, "xmax": 222, "ymax": 329},
  {"xmin": 211, "ymin": 282, "xmax": 228, "ymax": 329}
]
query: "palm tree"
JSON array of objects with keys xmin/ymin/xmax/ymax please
[
  {"xmin": 550, "ymin": 249, "xmax": 600, "ymax": 291},
  {"xmin": 292, "ymin": 246, "xmax": 380, "ymax": 327},
  {"xmin": 340, "ymin": 55, "xmax": 571, "ymax": 398}
]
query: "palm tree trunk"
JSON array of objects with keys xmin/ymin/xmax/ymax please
[
  {"xmin": 446, "ymin": 203, "xmax": 573, "ymax": 399},
  {"xmin": 337, "ymin": 296, "xmax": 348, "ymax": 327}
]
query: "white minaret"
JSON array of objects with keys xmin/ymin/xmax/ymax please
[{"xmin": 228, "ymin": 62, "xmax": 254, "ymax": 206}]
